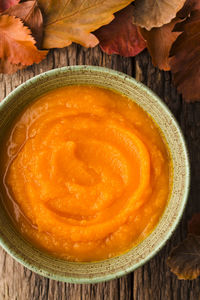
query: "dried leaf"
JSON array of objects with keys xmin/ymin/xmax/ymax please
[
  {"xmin": 168, "ymin": 234, "xmax": 200, "ymax": 280},
  {"xmin": 94, "ymin": 5, "xmax": 146, "ymax": 57},
  {"xmin": 38, "ymin": 0, "xmax": 133, "ymax": 49},
  {"xmin": 140, "ymin": 18, "xmax": 181, "ymax": 71},
  {"xmin": 177, "ymin": 0, "xmax": 200, "ymax": 18},
  {"xmin": 0, "ymin": 15, "xmax": 47, "ymax": 74},
  {"xmin": 0, "ymin": 60, "xmax": 24, "ymax": 74},
  {"xmin": 0, "ymin": 0, "xmax": 19, "ymax": 12},
  {"xmin": 139, "ymin": 0, "xmax": 200, "ymax": 71},
  {"xmin": 188, "ymin": 213, "xmax": 200, "ymax": 236},
  {"xmin": 170, "ymin": 8, "xmax": 200, "ymax": 101},
  {"xmin": 132, "ymin": 0, "xmax": 186, "ymax": 30},
  {"xmin": 5, "ymin": 0, "xmax": 44, "ymax": 47}
]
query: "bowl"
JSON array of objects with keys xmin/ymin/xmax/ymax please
[{"xmin": 0, "ymin": 66, "xmax": 190, "ymax": 283}]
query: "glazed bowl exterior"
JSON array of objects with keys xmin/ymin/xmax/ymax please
[{"xmin": 0, "ymin": 66, "xmax": 190, "ymax": 283}]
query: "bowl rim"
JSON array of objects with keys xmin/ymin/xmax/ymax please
[{"xmin": 0, "ymin": 65, "xmax": 190, "ymax": 284}]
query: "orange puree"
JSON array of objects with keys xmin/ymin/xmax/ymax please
[{"xmin": 1, "ymin": 86, "xmax": 171, "ymax": 262}]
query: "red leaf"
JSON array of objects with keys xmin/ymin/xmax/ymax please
[
  {"xmin": 0, "ymin": 0, "xmax": 19, "ymax": 12},
  {"xmin": 94, "ymin": 5, "xmax": 146, "ymax": 57},
  {"xmin": 188, "ymin": 213, "xmax": 200, "ymax": 236}
]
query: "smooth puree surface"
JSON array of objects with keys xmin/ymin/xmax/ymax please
[{"xmin": 1, "ymin": 86, "xmax": 171, "ymax": 262}]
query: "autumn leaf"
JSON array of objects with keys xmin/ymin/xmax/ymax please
[
  {"xmin": 132, "ymin": 0, "xmax": 186, "ymax": 30},
  {"xmin": 138, "ymin": 0, "xmax": 200, "ymax": 71},
  {"xmin": 94, "ymin": 5, "xmax": 146, "ymax": 57},
  {"xmin": 170, "ymin": 8, "xmax": 200, "ymax": 101},
  {"xmin": 140, "ymin": 19, "xmax": 181, "ymax": 71},
  {"xmin": 0, "ymin": 60, "xmax": 24, "ymax": 75},
  {"xmin": 168, "ymin": 234, "xmax": 200, "ymax": 280},
  {"xmin": 38, "ymin": 0, "xmax": 133, "ymax": 49},
  {"xmin": 0, "ymin": 15, "xmax": 47, "ymax": 74},
  {"xmin": 168, "ymin": 212, "xmax": 200, "ymax": 280},
  {"xmin": 188, "ymin": 213, "xmax": 200, "ymax": 236},
  {"xmin": 177, "ymin": 0, "xmax": 200, "ymax": 18},
  {"xmin": 4, "ymin": 0, "xmax": 44, "ymax": 47},
  {"xmin": 0, "ymin": 0, "xmax": 19, "ymax": 12}
]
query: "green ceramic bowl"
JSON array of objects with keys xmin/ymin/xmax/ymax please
[{"xmin": 0, "ymin": 66, "xmax": 190, "ymax": 283}]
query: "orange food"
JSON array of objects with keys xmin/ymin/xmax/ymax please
[{"xmin": 1, "ymin": 86, "xmax": 171, "ymax": 261}]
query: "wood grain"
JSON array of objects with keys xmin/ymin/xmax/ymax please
[{"xmin": 0, "ymin": 45, "xmax": 200, "ymax": 300}]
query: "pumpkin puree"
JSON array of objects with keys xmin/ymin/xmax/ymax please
[{"xmin": 1, "ymin": 86, "xmax": 170, "ymax": 262}]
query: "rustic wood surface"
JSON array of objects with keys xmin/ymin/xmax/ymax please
[{"xmin": 0, "ymin": 46, "xmax": 200, "ymax": 300}]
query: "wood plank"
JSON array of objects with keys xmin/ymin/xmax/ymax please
[{"xmin": 0, "ymin": 46, "xmax": 200, "ymax": 300}]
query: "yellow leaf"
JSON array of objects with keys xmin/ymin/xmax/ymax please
[{"xmin": 38, "ymin": 0, "xmax": 133, "ymax": 49}]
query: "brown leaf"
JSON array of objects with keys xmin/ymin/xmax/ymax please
[
  {"xmin": 177, "ymin": 0, "xmax": 200, "ymax": 18},
  {"xmin": 139, "ymin": 0, "xmax": 199, "ymax": 71},
  {"xmin": 0, "ymin": 0, "xmax": 19, "ymax": 12},
  {"xmin": 4, "ymin": 0, "xmax": 44, "ymax": 47},
  {"xmin": 188, "ymin": 213, "xmax": 200, "ymax": 236},
  {"xmin": 132, "ymin": 0, "xmax": 186, "ymax": 30},
  {"xmin": 140, "ymin": 18, "xmax": 181, "ymax": 71},
  {"xmin": 94, "ymin": 5, "xmax": 146, "ymax": 57},
  {"xmin": 0, "ymin": 60, "xmax": 24, "ymax": 74},
  {"xmin": 0, "ymin": 15, "xmax": 48, "ymax": 74},
  {"xmin": 168, "ymin": 234, "xmax": 200, "ymax": 280},
  {"xmin": 38, "ymin": 0, "xmax": 133, "ymax": 49},
  {"xmin": 170, "ymin": 8, "xmax": 200, "ymax": 101}
]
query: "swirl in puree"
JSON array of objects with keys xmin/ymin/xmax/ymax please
[{"xmin": 1, "ymin": 86, "xmax": 170, "ymax": 261}]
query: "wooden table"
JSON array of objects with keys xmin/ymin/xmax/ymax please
[{"xmin": 0, "ymin": 46, "xmax": 200, "ymax": 300}]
